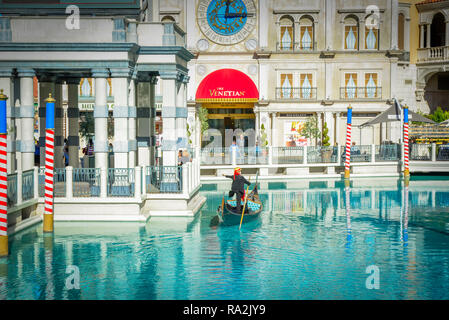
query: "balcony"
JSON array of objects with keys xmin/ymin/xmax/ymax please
[
  {"xmin": 276, "ymin": 87, "xmax": 317, "ymax": 100},
  {"xmin": 340, "ymin": 87, "xmax": 382, "ymax": 100},
  {"xmin": 417, "ymin": 46, "xmax": 449, "ymax": 63},
  {"xmin": 276, "ymin": 42, "xmax": 317, "ymax": 52}
]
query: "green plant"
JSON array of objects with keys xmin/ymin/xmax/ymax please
[
  {"xmin": 302, "ymin": 115, "xmax": 321, "ymax": 144},
  {"xmin": 187, "ymin": 123, "xmax": 192, "ymax": 145},
  {"xmin": 322, "ymin": 122, "xmax": 330, "ymax": 146},
  {"xmin": 260, "ymin": 123, "xmax": 268, "ymax": 147},
  {"xmin": 198, "ymin": 107, "xmax": 209, "ymax": 144}
]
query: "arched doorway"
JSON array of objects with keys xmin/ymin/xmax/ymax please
[
  {"xmin": 431, "ymin": 12, "xmax": 446, "ymax": 47},
  {"xmin": 196, "ymin": 69, "xmax": 259, "ymax": 148},
  {"xmin": 424, "ymin": 72, "xmax": 449, "ymax": 113}
]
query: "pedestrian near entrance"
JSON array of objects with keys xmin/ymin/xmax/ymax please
[{"xmin": 87, "ymin": 138, "xmax": 94, "ymax": 168}]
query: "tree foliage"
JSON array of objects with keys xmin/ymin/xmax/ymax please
[
  {"xmin": 302, "ymin": 115, "xmax": 321, "ymax": 143},
  {"xmin": 322, "ymin": 122, "xmax": 330, "ymax": 146}
]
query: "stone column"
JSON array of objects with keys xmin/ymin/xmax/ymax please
[
  {"xmin": 136, "ymin": 75, "xmax": 154, "ymax": 167},
  {"xmin": 360, "ymin": 19, "xmax": 366, "ymax": 50},
  {"xmin": 53, "ymin": 80, "xmax": 64, "ymax": 169},
  {"xmin": 0, "ymin": 68, "xmax": 15, "ymax": 173},
  {"xmin": 128, "ymin": 74, "xmax": 137, "ymax": 168},
  {"xmin": 92, "ymin": 69, "xmax": 109, "ymax": 169},
  {"xmin": 317, "ymin": 112, "xmax": 323, "ymax": 145},
  {"xmin": 446, "ymin": 20, "xmax": 449, "ymax": 46},
  {"xmin": 420, "ymin": 24, "xmax": 425, "ymax": 48},
  {"xmin": 149, "ymin": 76, "xmax": 157, "ymax": 165},
  {"xmin": 38, "ymin": 76, "xmax": 55, "ymax": 168},
  {"xmin": 325, "ymin": 62, "xmax": 333, "ymax": 100},
  {"xmin": 160, "ymin": 72, "xmax": 179, "ymax": 167},
  {"xmin": 405, "ymin": 17, "xmax": 411, "ymax": 52},
  {"xmin": 111, "ymin": 70, "xmax": 130, "ymax": 169},
  {"xmin": 66, "ymin": 78, "xmax": 80, "ymax": 168},
  {"xmin": 259, "ymin": 0, "xmax": 269, "ymax": 49},
  {"xmin": 271, "ymin": 112, "xmax": 277, "ymax": 147},
  {"xmin": 335, "ymin": 112, "xmax": 341, "ymax": 146},
  {"xmin": 325, "ymin": 0, "xmax": 334, "ymax": 50},
  {"xmin": 18, "ymin": 69, "xmax": 36, "ymax": 171},
  {"xmin": 185, "ymin": 0, "xmax": 196, "ymax": 50},
  {"xmin": 324, "ymin": 111, "xmax": 335, "ymax": 145},
  {"xmin": 176, "ymin": 75, "xmax": 188, "ymax": 151},
  {"xmin": 426, "ymin": 24, "xmax": 431, "ymax": 48},
  {"xmin": 391, "ymin": 0, "xmax": 399, "ymax": 50}
]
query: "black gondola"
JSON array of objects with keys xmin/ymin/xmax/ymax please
[{"xmin": 217, "ymin": 184, "xmax": 263, "ymax": 226}]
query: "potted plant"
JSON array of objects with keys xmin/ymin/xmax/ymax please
[
  {"xmin": 321, "ymin": 122, "xmax": 333, "ymax": 162},
  {"xmin": 260, "ymin": 124, "xmax": 269, "ymax": 155}
]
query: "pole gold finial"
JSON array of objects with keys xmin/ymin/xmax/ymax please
[
  {"xmin": 0, "ymin": 89, "xmax": 8, "ymax": 101},
  {"xmin": 348, "ymin": 104, "xmax": 352, "ymax": 109},
  {"xmin": 45, "ymin": 93, "xmax": 56, "ymax": 103}
]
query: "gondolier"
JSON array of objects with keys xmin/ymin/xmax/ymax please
[{"xmin": 223, "ymin": 167, "xmax": 251, "ymax": 213}]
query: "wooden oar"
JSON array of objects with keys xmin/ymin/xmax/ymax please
[
  {"xmin": 239, "ymin": 177, "xmax": 251, "ymax": 230},
  {"xmin": 219, "ymin": 193, "xmax": 225, "ymax": 222}
]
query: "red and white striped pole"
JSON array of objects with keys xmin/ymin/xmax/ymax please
[
  {"xmin": 44, "ymin": 94, "xmax": 56, "ymax": 233},
  {"xmin": 403, "ymin": 105, "xmax": 410, "ymax": 178},
  {"xmin": 0, "ymin": 90, "xmax": 8, "ymax": 257},
  {"xmin": 344, "ymin": 105, "xmax": 353, "ymax": 179}
]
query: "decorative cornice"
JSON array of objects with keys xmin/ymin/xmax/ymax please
[
  {"xmin": 138, "ymin": 46, "xmax": 195, "ymax": 62},
  {"xmin": 0, "ymin": 42, "xmax": 140, "ymax": 53}
]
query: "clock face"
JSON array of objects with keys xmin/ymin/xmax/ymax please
[{"xmin": 197, "ymin": 0, "xmax": 256, "ymax": 45}]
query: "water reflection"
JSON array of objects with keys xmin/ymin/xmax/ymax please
[{"xmin": 1, "ymin": 177, "xmax": 449, "ymax": 299}]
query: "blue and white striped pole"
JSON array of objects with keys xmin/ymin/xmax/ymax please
[
  {"xmin": 0, "ymin": 90, "xmax": 8, "ymax": 257},
  {"xmin": 44, "ymin": 94, "xmax": 55, "ymax": 233}
]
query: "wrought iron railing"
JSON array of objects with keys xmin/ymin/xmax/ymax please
[
  {"xmin": 437, "ymin": 145, "xmax": 449, "ymax": 161},
  {"xmin": 272, "ymin": 147, "xmax": 304, "ymax": 164},
  {"xmin": 107, "ymin": 168, "xmax": 135, "ymax": 197},
  {"xmin": 7, "ymin": 173, "xmax": 17, "ymax": 208},
  {"xmin": 22, "ymin": 169, "xmax": 34, "ymax": 202},
  {"xmin": 341, "ymin": 145, "xmax": 372, "ymax": 163},
  {"xmin": 276, "ymin": 41, "xmax": 317, "ymax": 52},
  {"xmin": 146, "ymin": 166, "xmax": 182, "ymax": 193},
  {"xmin": 410, "ymin": 144, "xmax": 431, "ymax": 161},
  {"xmin": 340, "ymin": 87, "xmax": 382, "ymax": 99},
  {"xmin": 275, "ymin": 87, "xmax": 317, "ymax": 100},
  {"xmin": 73, "ymin": 168, "xmax": 101, "ymax": 197},
  {"xmin": 375, "ymin": 144, "xmax": 401, "ymax": 162},
  {"xmin": 307, "ymin": 146, "xmax": 338, "ymax": 163},
  {"xmin": 38, "ymin": 168, "xmax": 66, "ymax": 197}
]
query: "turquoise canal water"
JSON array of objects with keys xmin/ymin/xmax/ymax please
[{"xmin": 2, "ymin": 177, "xmax": 449, "ymax": 300}]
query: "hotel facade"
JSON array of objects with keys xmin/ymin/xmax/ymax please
[{"xmin": 0, "ymin": 0, "xmax": 448, "ymax": 171}]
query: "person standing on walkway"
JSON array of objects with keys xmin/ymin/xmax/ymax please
[{"xmin": 87, "ymin": 138, "xmax": 94, "ymax": 168}]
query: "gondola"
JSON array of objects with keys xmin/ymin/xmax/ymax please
[{"xmin": 217, "ymin": 183, "xmax": 263, "ymax": 226}]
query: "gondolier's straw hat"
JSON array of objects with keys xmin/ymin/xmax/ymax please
[{"xmin": 234, "ymin": 167, "xmax": 241, "ymax": 172}]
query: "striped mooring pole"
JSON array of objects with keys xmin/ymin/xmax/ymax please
[
  {"xmin": 344, "ymin": 179, "xmax": 352, "ymax": 244},
  {"xmin": 0, "ymin": 90, "xmax": 8, "ymax": 257},
  {"xmin": 403, "ymin": 105, "xmax": 410, "ymax": 178},
  {"xmin": 43, "ymin": 94, "xmax": 55, "ymax": 233},
  {"xmin": 344, "ymin": 105, "xmax": 352, "ymax": 179}
]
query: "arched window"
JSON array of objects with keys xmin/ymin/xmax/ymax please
[
  {"xmin": 365, "ymin": 14, "xmax": 379, "ymax": 50},
  {"xmin": 80, "ymin": 78, "xmax": 92, "ymax": 97},
  {"xmin": 279, "ymin": 16, "xmax": 294, "ymax": 51},
  {"xmin": 398, "ymin": 13, "xmax": 405, "ymax": 50},
  {"xmin": 299, "ymin": 16, "xmax": 314, "ymax": 50},
  {"xmin": 431, "ymin": 12, "xmax": 446, "ymax": 47},
  {"xmin": 344, "ymin": 16, "xmax": 359, "ymax": 50}
]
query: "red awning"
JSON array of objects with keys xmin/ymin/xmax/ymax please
[{"xmin": 196, "ymin": 69, "xmax": 259, "ymax": 103}]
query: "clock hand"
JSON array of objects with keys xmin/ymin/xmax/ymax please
[{"xmin": 225, "ymin": 0, "xmax": 230, "ymax": 22}]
